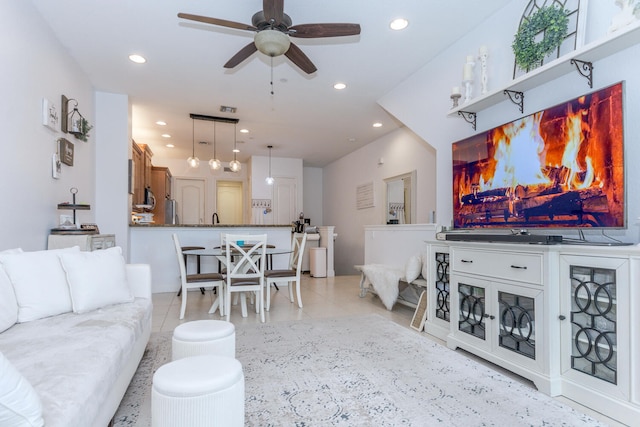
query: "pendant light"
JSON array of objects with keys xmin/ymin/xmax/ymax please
[
  {"xmin": 229, "ymin": 123, "xmax": 241, "ymax": 172},
  {"xmin": 208, "ymin": 121, "xmax": 221, "ymax": 171},
  {"xmin": 187, "ymin": 117, "xmax": 200, "ymax": 168},
  {"xmin": 265, "ymin": 145, "xmax": 274, "ymax": 185}
]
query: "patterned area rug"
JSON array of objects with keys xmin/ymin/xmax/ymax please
[{"xmin": 114, "ymin": 314, "xmax": 607, "ymax": 426}]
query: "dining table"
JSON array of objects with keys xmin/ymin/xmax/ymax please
[{"xmin": 183, "ymin": 246, "xmax": 293, "ymax": 316}]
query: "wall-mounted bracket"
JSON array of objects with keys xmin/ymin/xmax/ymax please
[
  {"xmin": 503, "ymin": 90, "xmax": 524, "ymax": 114},
  {"xmin": 570, "ymin": 59, "xmax": 593, "ymax": 88},
  {"xmin": 458, "ymin": 111, "xmax": 476, "ymax": 131}
]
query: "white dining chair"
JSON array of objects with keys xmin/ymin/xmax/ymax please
[
  {"xmin": 224, "ymin": 234, "xmax": 267, "ymax": 323},
  {"xmin": 264, "ymin": 233, "xmax": 307, "ymax": 310},
  {"xmin": 172, "ymin": 234, "xmax": 225, "ymax": 320}
]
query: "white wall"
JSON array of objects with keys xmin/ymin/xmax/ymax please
[
  {"xmin": 0, "ymin": 2, "xmax": 96, "ymax": 251},
  {"xmin": 323, "ymin": 127, "xmax": 437, "ymax": 275},
  {"xmin": 379, "ymin": 0, "xmax": 640, "ymax": 243},
  {"xmin": 303, "ymin": 167, "xmax": 323, "ymax": 226}
]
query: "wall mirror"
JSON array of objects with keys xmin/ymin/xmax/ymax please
[{"xmin": 384, "ymin": 170, "xmax": 416, "ymax": 224}]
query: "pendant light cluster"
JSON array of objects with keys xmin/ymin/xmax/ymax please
[{"xmin": 187, "ymin": 113, "xmax": 240, "ymax": 171}]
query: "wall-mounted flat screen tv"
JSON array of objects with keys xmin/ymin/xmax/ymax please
[{"xmin": 452, "ymin": 82, "xmax": 624, "ymax": 230}]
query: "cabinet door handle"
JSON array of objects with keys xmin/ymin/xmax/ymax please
[
  {"xmin": 510, "ymin": 265, "xmax": 527, "ymax": 270},
  {"xmin": 482, "ymin": 314, "xmax": 495, "ymax": 320},
  {"xmin": 461, "ymin": 259, "xmax": 473, "ymax": 263},
  {"xmin": 558, "ymin": 315, "xmax": 566, "ymax": 321}
]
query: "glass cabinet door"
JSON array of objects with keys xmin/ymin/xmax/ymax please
[
  {"xmin": 498, "ymin": 291, "xmax": 536, "ymax": 359},
  {"xmin": 569, "ymin": 265, "xmax": 617, "ymax": 384},
  {"xmin": 435, "ymin": 251, "xmax": 450, "ymax": 322},
  {"xmin": 458, "ymin": 282, "xmax": 486, "ymax": 341}
]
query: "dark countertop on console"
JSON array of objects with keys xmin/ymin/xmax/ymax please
[{"xmin": 130, "ymin": 223, "xmax": 291, "ymax": 228}]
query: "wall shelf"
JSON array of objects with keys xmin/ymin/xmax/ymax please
[{"xmin": 448, "ymin": 21, "xmax": 640, "ymax": 118}]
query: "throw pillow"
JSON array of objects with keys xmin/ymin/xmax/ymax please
[
  {"xmin": 404, "ymin": 254, "xmax": 422, "ymax": 283},
  {"xmin": 0, "ymin": 351, "xmax": 44, "ymax": 427},
  {"xmin": 0, "ymin": 247, "xmax": 79, "ymax": 323},
  {"xmin": 59, "ymin": 246, "xmax": 133, "ymax": 313},
  {"xmin": 0, "ymin": 248, "xmax": 22, "ymax": 333},
  {"xmin": 421, "ymin": 251, "xmax": 429, "ymax": 280}
]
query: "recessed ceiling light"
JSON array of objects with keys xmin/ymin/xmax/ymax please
[
  {"xmin": 347, "ymin": 137, "xmax": 357, "ymax": 142},
  {"xmin": 390, "ymin": 18, "xmax": 409, "ymax": 31},
  {"xmin": 165, "ymin": 144, "xmax": 175, "ymax": 148},
  {"xmin": 233, "ymin": 148, "xmax": 240, "ymax": 153},
  {"xmin": 156, "ymin": 121, "xmax": 167, "ymax": 126},
  {"xmin": 161, "ymin": 134, "xmax": 171, "ymax": 138},
  {"xmin": 128, "ymin": 54, "xmax": 146, "ymax": 64},
  {"xmin": 240, "ymin": 129, "xmax": 249, "ymax": 134},
  {"xmin": 334, "ymin": 83, "xmax": 347, "ymax": 90},
  {"xmin": 373, "ymin": 122, "xmax": 383, "ymax": 128}
]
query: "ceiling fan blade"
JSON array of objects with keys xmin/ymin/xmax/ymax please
[
  {"xmin": 178, "ymin": 13, "xmax": 257, "ymax": 32},
  {"xmin": 289, "ymin": 23, "xmax": 361, "ymax": 38},
  {"xmin": 284, "ymin": 43, "xmax": 317, "ymax": 74},
  {"xmin": 224, "ymin": 43, "xmax": 259, "ymax": 68},
  {"xmin": 263, "ymin": 0, "xmax": 284, "ymax": 26}
]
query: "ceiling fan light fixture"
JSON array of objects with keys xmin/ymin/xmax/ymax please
[{"xmin": 254, "ymin": 29, "xmax": 290, "ymax": 57}]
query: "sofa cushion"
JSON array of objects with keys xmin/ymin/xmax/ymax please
[
  {"xmin": 0, "ymin": 247, "xmax": 79, "ymax": 323},
  {"xmin": 404, "ymin": 254, "xmax": 422, "ymax": 283},
  {"xmin": 0, "ymin": 351, "xmax": 44, "ymax": 427},
  {"xmin": 0, "ymin": 298, "xmax": 152, "ymax": 427},
  {"xmin": 59, "ymin": 247, "xmax": 134, "ymax": 313},
  {"xmin": 0, "ymin": 248, "xmax": 22, "ymax": 333}
]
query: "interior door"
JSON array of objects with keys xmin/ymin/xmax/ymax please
[
  {"xmin": 273, "ymin": 177, "xmax": 297, "ymax": 225},
  {"xmin": 216, "ymin": 181, "xmax": 243, "ymax": 224},
  {"xmin": 175, "ymin": 178, "xmax": 205, "ymax": 224}
]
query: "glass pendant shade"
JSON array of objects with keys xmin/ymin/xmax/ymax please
[
  {"xmin": 209, "ymin": 122, "xmax": 221, "ymax": 170},
  {"xmin": 229, "ymin": 159, "xmax": 241, "ymax": 172},
  {"xmin": 209, "ymin": 158, "xmax": 221, "ymax": 170},
  {"xmin": 187, "ymin": 118, "xmax": 199, "ymax": 168},
  {"xmin": 266, "ymin": 145, "xmax": 274, "ymax": 185},
  {"xmin": 187, "ymin": 156, "xmax": 200, "ymax": 168}
]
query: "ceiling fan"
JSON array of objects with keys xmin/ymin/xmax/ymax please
[{"xmin": 178, "ymin": 0, "xmax": 361, "ymax": 74}]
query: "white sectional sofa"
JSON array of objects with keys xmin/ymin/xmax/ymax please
[{"xmin": 0, "ymin": 246, "xmax": 152, "ymax": 427}]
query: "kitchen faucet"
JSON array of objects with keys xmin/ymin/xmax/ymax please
[{"xmin": 212, "ymin": 212, "xmax": 220, "ymax": 224}]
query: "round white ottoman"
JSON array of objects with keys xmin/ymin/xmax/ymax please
[
  {"xmin": 172, "ymin": 320, "xmax": 235, "ymax": 361},
  {"xmin": 152, "ymin": 355, "xmax": 244, "ymax": 427}
]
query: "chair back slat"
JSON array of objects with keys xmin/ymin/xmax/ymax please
[
  {"xmin": 225, "ymin": 234, "xmax": 267, "ymax": 281},
  {"xmin": 291, "ymin": 233, "xmax": 308, "ymax": 271}
]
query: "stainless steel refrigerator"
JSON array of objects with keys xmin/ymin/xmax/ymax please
[{"xmin": 165, "ymin": 199, "xmax": 178, "ymax": 224}]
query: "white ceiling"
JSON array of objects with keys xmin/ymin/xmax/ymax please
[{"xmin": 31, "ymin": 0, "xmax": 510, "ymax": 167}]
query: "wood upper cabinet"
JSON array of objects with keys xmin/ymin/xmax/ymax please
[
  {"xmin": 132, "ymin": 142, "xmax": 144, "ymax": 206},
  {"xmin": 131, "ymin": 141, "xmax": 153, "ymax": 209},
  {"xmin": 150, "ymin": 166, "xmax": 172, "ymax": 223}
]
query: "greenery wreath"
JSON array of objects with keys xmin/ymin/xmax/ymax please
[{"xmin": 512, "ymin": 5, "xmax": 569, "ymax": 71}]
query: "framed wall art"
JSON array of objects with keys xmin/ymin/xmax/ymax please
[{"xmin": 58, "ymin": 138, "xmax": 74, "ymax": 166}]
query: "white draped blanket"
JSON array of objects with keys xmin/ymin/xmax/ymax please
[{"xmin": 358, "ymin": 264, "xmax": 404, "ymax": 310}]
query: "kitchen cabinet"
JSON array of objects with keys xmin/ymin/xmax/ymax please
[
  {"xmin": 150, "ymin": 166, "xmax": 172, "ymax": 223},
  {"xmin": 132, "ymin": 142, "xmax": 144, "ymax": 206},
  {"xmin": 131, "ymin": 141, "xmax": 153, "ymax": 209}
]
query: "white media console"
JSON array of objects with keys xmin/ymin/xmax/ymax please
[{"xmin": 422, "ymin": 239, "xmax": 640, "ymax": 426}]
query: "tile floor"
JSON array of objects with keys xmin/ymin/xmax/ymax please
[{"xmin": 151, "ymin": 274, "xmax": 622, "ymax": 426}]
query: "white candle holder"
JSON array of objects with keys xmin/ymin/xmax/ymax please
[
  {"xmin": 450, "ymin": 93, "xmax": 461, "ymax": 108},
  {"xmin": 463, "ymin": 80, "xmax": 473, "ymax": 104}
]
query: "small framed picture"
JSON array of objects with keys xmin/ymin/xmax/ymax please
[
  {"xmin": 59, "ymin": 138, "xmax": 74, "ymax": 166},
  {"xmin": 42, "ymin": 98, "xmax": 58, "ymax": 130}
]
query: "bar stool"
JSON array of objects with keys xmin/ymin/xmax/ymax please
[{"xmin": 177, "ymin": 246, "xmax": 205, "ymax": 296}]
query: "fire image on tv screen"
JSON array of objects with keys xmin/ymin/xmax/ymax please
[{"xmin": 452, "ymin": 82, "xmax": 624, "ymax": 229}]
